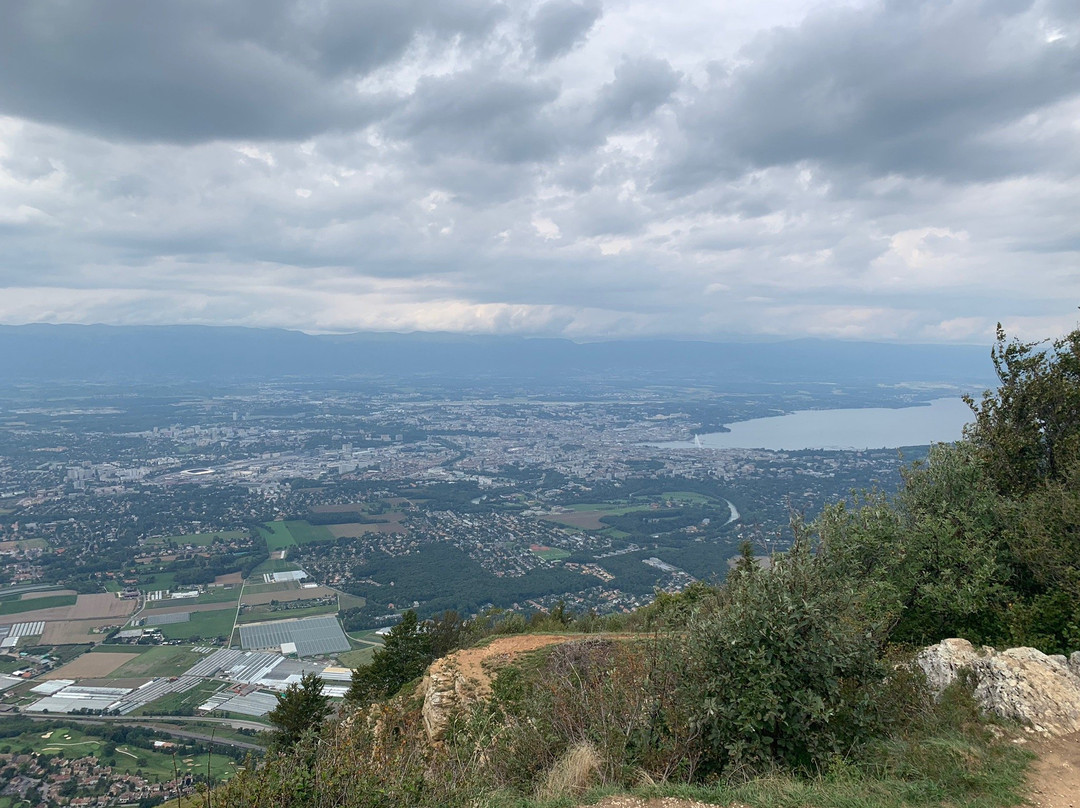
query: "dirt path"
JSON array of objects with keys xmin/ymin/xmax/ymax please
[
  {"xmin": 1027, "ymin": 731, "xmax": 1080, "ymax": 808},
  {"xmin": 434, "ymin": 633, "xmax": 571, "ymax": 697}
]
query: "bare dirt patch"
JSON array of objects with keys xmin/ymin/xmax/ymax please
[
  {"xmin": 240, "ymin": 586, "xmax": 337, "ymax": 606},
  {"xmin": 213, "ymin": 572, "xmax": 244, "ymax": 585},
  {"xmin": 42, "ymin": 652, "xmax": 139, "ymax": 679},
  {"xmin": 22, "ymin": 589, "xmax": 77, "ymax": 600},
  {"xmin": 1027, "ymin": 730, "xmax": 1080, "ymax": 808},
  {"xmin": 73, "ymin": 593, "xmax": 136, "ymax": 619},
  {"xmin": 432, "ymin": 634, "xmax": 573, "ymax": 700},
  {"xmin": 9, "ymin": 593, "xmax": 136, "ymax": 624},
  {"xmin": 40, "ymin": 619, "xmax": 125, "ymax": 645}
]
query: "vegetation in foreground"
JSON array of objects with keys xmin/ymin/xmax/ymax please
[{"xmin": 212, "ymin": 323, "xmax": 1079, "ymax": 808}]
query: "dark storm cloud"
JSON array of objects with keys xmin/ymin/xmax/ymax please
[
  {"xmin": 0, "ymin": 0, "xmax": 505, "ymax": 143},
  {"xmin": 531, "ymin": 0, "xmax": 603, "ymax": 61},
  {"xmin": 662, "ymin": 0, "xmax": 1080, "ymax": 191}
]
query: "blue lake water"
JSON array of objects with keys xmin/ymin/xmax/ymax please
[{"xmin": 653, "ymin": 397, "xmax": 973, "ymax": 451}]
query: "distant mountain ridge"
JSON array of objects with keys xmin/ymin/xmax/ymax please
[{"xmin": 0, "ymin": 324, "xmax": 995, "ymax": 385}]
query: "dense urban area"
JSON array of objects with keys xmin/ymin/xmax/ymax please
[{"xmin": 0, "ymin": 377, "xmax": 965, "ymax": 806}]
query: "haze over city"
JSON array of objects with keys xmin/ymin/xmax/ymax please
[{"xmin": 1, "ymin": 0, "xmax": 1077, "ymax": 342}]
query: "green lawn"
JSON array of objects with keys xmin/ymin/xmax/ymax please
[
  {"xmin": 156, "ymin": 609, "xmax": 237, "ymax": 642},
  {"xmin": 104, "ymin": 645, "xmax": 206, "ymax": 678},
  {"xmin": 284, "ymin": 520, "xmax": 334, "ymax": 544},
  {"xmin": 147, "ymin": 530, "xmax": 248, "ymax": 546},
  {"xmin": 258, "ymin": 522, "xmax": 296, "ymax": 551},
  {"xmin": 135, "ymin": 572, "xmax": 179, "ymax": 592},
  {"xmin": 337, "ymin": 646, "xmax": 377, "ymax": 667},
  {"xmin": 237, "ymin": 603, "xmax": 338, "ymax": 623},
  {"xmin": 337, "ymin": 591, "xmax": 366, "ymax": 610},
  {"xmin": 0, "ymin": 593, "xmax": 75, "ymax": 615}
]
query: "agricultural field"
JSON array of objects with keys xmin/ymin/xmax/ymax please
[
  {"xmin": 154, "ymin": 608, "xmax": 237, "ymax": 642},
  {"xmin": 104, "ymin": 645, "xmax": 208, "ymax": 678},
  {"xmin": 258, "ymin": 520, "xmax": 333, "ymax": 551},
  {"xmin": 135, "ymin": 679, "xmax": 224, "ymax": 716},
  {"xmin": 240, "ymin": 585, "xmax": 336, "ymax": 606},
  {"xmin": 144, "ymin": 530, "xmax": 248, "ymax": 547},
  {"xmin": 237, "ymin": 602, "xmax": 337, "ymax": 623},
  {"xmin": 42, "ymin": 651, "xmax": 140, "ymax": 680},
  {"xmin": 0, "ymin": 593, "xmax": 76, "ymax": 615}
]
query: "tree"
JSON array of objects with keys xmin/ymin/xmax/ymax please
[
  {"xmin": 965, "ymin": 323, "xmax": 1080, "ymax": 496},
  {"xmin": 267, "ymin": 672, "xmax": 330, "ymax": 752},
  {"xmin": 348, "ymin": 610, "xmax": 432, "ymax": 704}
]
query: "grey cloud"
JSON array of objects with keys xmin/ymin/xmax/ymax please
[
  {"xmin": 531, "ymin": 0, "xmax": 603, "ymax": 61},
  {"xmin": 662, "ymin": 0, "xmax": 1080, "ymax": 191},
  {"xmin": 390, "ymin": 71, "xmax": 563, "ymax": 163},
  {"xmin": 0, "ymin": 0, "xmax": 504, "ymax": 143},
  {"xmin": 594, "ymin": 58, "xmax": 681, "ymax": 125}
]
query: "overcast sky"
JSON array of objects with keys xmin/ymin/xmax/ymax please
[{"xmin": 1, "ymin": 0, "xmax": 1077, "ymax": 343}]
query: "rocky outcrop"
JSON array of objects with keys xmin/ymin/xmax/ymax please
[
  {"xmin": 420, "ymin": 659, "xmax": 481, "ymax": 743},
  {"xmin": 917, "ymin": 639, "xmax": 1080, "ymax": 736}
]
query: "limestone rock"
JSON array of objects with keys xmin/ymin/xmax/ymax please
[
  {"xmin": 420, "ymin": 660, "xmax": 481, "ymax": 743},
  {"xmin": 917, "ymin": 639, "xmax": 1080, "ymax": 736},
  {"xmin": 915, "ymin": 637, "xmax": 981, "ymax": 693}
]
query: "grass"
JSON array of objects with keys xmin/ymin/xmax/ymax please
[
  {"xmin": 259, "ymin": 522, "xmax": 296, "ymax": 552},
  {"xmin": 147, "ymin": 530, "xmax": 248, "ymax": 547},
  {"xmin": 337, "ymin": 591, "xmax": 366, "ymax": 610},
  {"xmin": 0, "ymin": 593, "xmax": 75, "ymax": 615},
  {"xmin": 135, "ymin": 679, "xmax": 225, "ymax": 716},
  {"xmin": 237, "ymin": 602, "xmax": 338, "ymax": 623},
  {"xmin": 105, "ymin": 645, "xmax": 206, "ymax": 677},
  {"xmin": 156, "ymin": 608, "xmax": 237, "ymax": 641},
  {"xmin": 337, "ymin": 646, "xmax": 377, "ymax": 667},
  {"xmin": 532, "ymin": 548, "xmax": 571, "ymax": 561},
  {"xmin": 136, "ymin": 572, "xmax": 179, "ymax": 592},
  {"xmin": 284, "ymin": 520, "xmax": 334, "ymax": 544}
]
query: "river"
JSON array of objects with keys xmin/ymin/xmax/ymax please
[{"xmin": 653, "ymin": 397, "xmax": 973, "ymax": 451}]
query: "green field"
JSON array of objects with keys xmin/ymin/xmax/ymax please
[
  {"xmin": 337, "ymin": 646, "xmax": 377, "ymax": 667},
  {"xmin": 337, "ymin": 591, "xmax": 366, "ymax": 610},
  {"xmin": 0, "ymin": 593, "xmax": 75, "ymax": 615},
  {"xmin": 155, "ymin": 609, "xmax": 237, "ymax": 642},
  {"xmin": 102, "ymin": 645, "xmax": 206, "ymax": 678},
  {"xmin": 237, "ymin": 603, "xmax": 337, "ymax": 623},
  {"xmin": 284, "ymin": 520, "xmax": 334, "ymax": 544},
  {"xmin": 144, "ymin": 588, "xmax": 240, "ymax": 609},
  {"xmin": 135, "ymin": 679, "xmax": 224, "ymax": 716},
  {"xmin": 259, "ymin": 522, "xmax": 296, "ymax": 551},
  {"xmin": 147, "ymin": 530, "xmax": 248, "ymax": 546},
  {"xmin": 0, "ymin": 537, "xmax": 48, "ymax": 551},
  {"xmin": 258, "ymin": 520, "xmax": 334, "ymax": 551},
  {"xmin": 135, "ymin": 572, "xmax": 179, "ymax": 592},
  {"xmin": 532, "ymin": 547, "xmax": 571, "ymax": 561}
]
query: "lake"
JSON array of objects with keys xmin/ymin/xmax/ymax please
[{"xmin": 653, "ymin": 397, "xmax": 973, "ymax": 451}]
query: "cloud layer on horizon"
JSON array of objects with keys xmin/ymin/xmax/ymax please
[{"xmin": 1, "ymin": 0, "xmax": 1078, "ymax": 343}]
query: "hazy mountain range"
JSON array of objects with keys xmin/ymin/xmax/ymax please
[{"xmin": 0, "ymin": 324, "xmax": 997, "ymax": 387}]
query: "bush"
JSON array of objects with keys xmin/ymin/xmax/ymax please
[{"xmin": 676, "ymin": 539, "xmax": 885, "ymax": 776}]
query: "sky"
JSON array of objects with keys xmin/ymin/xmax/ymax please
[{"xmin": 0, "ymin": 0, "xmax": 1078, "ymax": 343}]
